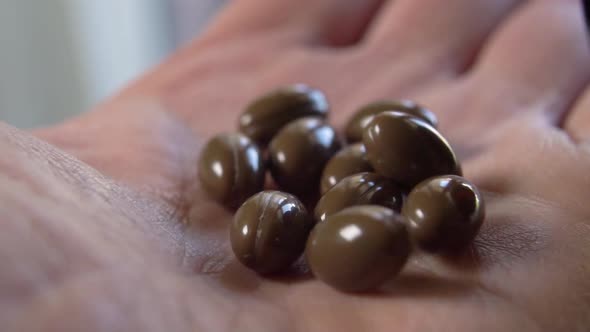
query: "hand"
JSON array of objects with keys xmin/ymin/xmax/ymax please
[{"xmin": 3, "ymin": 0, "xmax": 590, "ymax": 330}]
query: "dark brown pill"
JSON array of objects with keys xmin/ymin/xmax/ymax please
[
  {"xmin": 198, "ymin": 133, "xmax": 265, "ymax": 208},
  {"xmin": 306, "ymin": 205, "xmax": 411, "ymax": 292},
  {"xmin": 363, "ymin": 111, "xmax": 461, "ymax": 188},
  {"xmin": 230, "ymin": 191, "xmax": 315, "ymax": 274},
  {"xmin": 320, "ymin": 143, "xmax": 373, "ymax": 194},
  {"xmin": 269, "ymin": 117, "xmax": 341, "ymax": 196},
  {"xmin": 345, "ymin": 100, "xmax": 437, "ymax": 143},
  {"xmin": 402, "ymin": 175, "xmax": 485, "ymax": 252},
  {"xmin": 238, "ymin": 84, "xmax": 329, "ymax": 145},
  {"xmin": 315, "ymin": 172, "xmax": 404, "ymax": 223}
]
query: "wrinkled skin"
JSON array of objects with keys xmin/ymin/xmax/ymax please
[{"xmin": 2, "ymin": 0, "xmax": 590, "ymax": 331}]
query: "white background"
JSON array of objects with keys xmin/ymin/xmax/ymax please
[{"xmin": 0, "ymin": 0, "xmax": 225, "ymax": 128}]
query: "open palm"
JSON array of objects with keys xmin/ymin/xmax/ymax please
[{"xmin": 3, "ymin": 0, "xmax": 590, "ymax": 330}]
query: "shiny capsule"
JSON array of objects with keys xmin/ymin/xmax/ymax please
[
  {"xmin": 315, "ymin": 172, "xmax": 404, "ymax": 223},
  {"xmin": 269, "ymin": 117, "xmax": 341, "ymax": 196},
  {"xmin": 345, "ymin": 100, "xmax": 437, "ymax": 143},
  {"xmin": 363, "ymin": 111, "xmax": 461, "ymax": 188},
  {"xmin": 320, "ymin": 143, "xmax": 373, "ymax": 194},
  {"xmin": 402, "ymin": 175, "xmax": 485, "ymax": 252},
  {"xmin": 230, "ymin": 191, "xmax": 314, "ymax": 274},
  {"xmin": 238, "ymin": 84, "xmax": 329, "ymax": 145},
  {"xmin": 198, "ymin": 133, "xmax": 265, "ymax": 208},
  {"xmin": 306, "ymin": 205, "xmax": 411, "ymax": 292}
]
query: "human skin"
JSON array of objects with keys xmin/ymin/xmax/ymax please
[{"xmin": 2, "ymin": 0, "xmax": 590, "ymax": 330}]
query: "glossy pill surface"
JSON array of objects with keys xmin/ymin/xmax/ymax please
[
  {"xmin": 345, "ymin": 100, "xmax": 437, "ymax": 142},
  {"xmin": 198, "ymin": 133, "xmax": 265, "ymax": 208},
  {"xmin": 402, "ymin": 175, "xmax": 485, "ymax": 252},
  {"xmin": 315, "ymin": 172, "xmax": 404, "ymax": 223},
  {"xmin": 238, "ymin": 84, "xmax": 329, "ymax": 145},
  {"xmin": 231, "ymin": 191, "xmax": 314, "ymax": 274},
  {"xmin": 363, "ymin": 111, "xmax": 461, "ymax": 188},
  {"xmin": 306, "ymin": 205, "xmax": 411, "ymax": 292},
  {"xmin": 269, "ymin": 117, "xmax": 341, "ymax": 196},
  {"xmin": 320, "ymin": 143, "xmax": 373, "ymax": 194}
]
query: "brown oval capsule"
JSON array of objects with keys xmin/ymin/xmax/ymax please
[
  {"xmin": 402, "ymin": 175, "xmax": 485, "ymax": 252},
  {"xmin": 345, "ymin": 100, "xmax": 437, "ymax": 143},
  {"xmin": 315, "ymin": 172, "xmax": 404, "ymax": 223},
  {"xmin": 320, "ymin": 143, "xmax": 373, "ymax": 194},
  {"xmin": 269, "ymin": 117, "xmax": 341, "ymax": 196},
  {"xmin": 231, "ymin": 191, "xmax": 314, "ymax": 274},
  {"xmin": 306, "ymin": 205, "xmax": 411, "ymax": 292},
  {"xmin": 198, "ymin": 133, "xmax": 265, "ymax": 208},
  {"xmin": 363, "ymin": 111, "xmax": 460, "ymax": 188},
  {"xmin": 238, "ymin": 85, "xmax": 329, "ymax": 145}
]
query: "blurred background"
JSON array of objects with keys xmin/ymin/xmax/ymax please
[{"xmin": 0, "ymin": 0, "xmax": 226, "ymax": 128}]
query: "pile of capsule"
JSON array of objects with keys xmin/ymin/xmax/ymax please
[{"xmin": 199, "ymin": 84, "xmax": 485, "ymax": 292}]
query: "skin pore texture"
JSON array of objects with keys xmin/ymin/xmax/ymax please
[{"xmin": 2, "ymin": 0, "xmax": 590, "ymax": 330}]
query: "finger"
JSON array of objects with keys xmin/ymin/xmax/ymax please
[
  {"xmin": 563, "ymin": 2, "xmax": 590, "ymax": 142},
  {"xmin": 367, "ymin": 0, "xmax": 520, "ymax": 73},
  {"xmin": 201, "ymin": 0, "xmax": 386, "ymax": 46},
  {"xmin": 564, "ymin": 86, "xmax": 590, "ymax": 142},
  {"xmin": 470, "ymin": 0, "xmax": 590, "ymax": 124}
]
